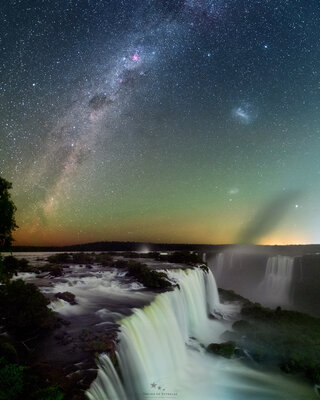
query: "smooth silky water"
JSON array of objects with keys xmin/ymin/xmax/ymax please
[
  {"xmin": 86, "ymin": 268, "xmax": 317, "ymax": 400},
  {"xmin": 257, "ymin": 255, "xmax": 294, "ymax": 307},
  {"xmin": 213, "ymin": 252, "xmax": 295, "ymax": 309}
]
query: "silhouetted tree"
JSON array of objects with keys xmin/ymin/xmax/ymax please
[
  {"xmin": 0, "ymin": 179, "xmax": 63, "ymax": 398},
  {"xmin": 0, "ymin": 177, "xmax": 17, "ymax": 249}
]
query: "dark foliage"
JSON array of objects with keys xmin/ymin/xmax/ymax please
[
  {"xmin": 0, "ymin": 279, "xmax": 56, "ymax": 339},
  {"xmin": 230, "ymin": 302, "xmax": 320, "ymax": 383},
  {"xmin": 0, "ymin": 358, "xmax": 25, "ymax": 399},
  {"xmin": 0, "ymin": 357, "xmax": 63, "ymax": 400},
  {"xmin": 110, "ymin": 259, "xmax": 172, "ymax": 288},
  {"xmin": 0, "ymin": 180, "xmax": 63, "ymax": 398},
  {"xmin": 71, "ymin": 252, "xmax": 94, "ymax": 264},
  {"xmin": 47, "ymin": 252, "xmax": 112, "ymax": 266},
  {"xmin": 3, "ymin": 256, "xmax": 35, "ymax": 275},
  {"xmin": 47, "ymin": 253, "xmax": 71, "ymax": 264},
  {"xmin": 94, "ymin": 252, "xmax": 112, "ymax": 266},
  {"xmin": 0, "ymin": 177, "xmax": 17, "ymax": 250},
  {"xmin": 38, "ymin": 264, "xmax": 64, "ymax": 277},
  {"xmin": 126, "ymin": 261, "xmax": 172, "ymax": 289},
  {"xmin": 0, "ymin": 340, "xmax": 19, "ymax": 364},
  {"xmin": 199, "ymin": 264, "xmax": 209, "ymax": 273},
  {"xmin": 218, "ymin": 288, "xmax": 252, "ymax": 305},
  {"xmin": 110, "ymin": 259, "xmax": 131, "ymax": 269},
  {"xmin": 207, "ymin": 342, "xmax": 236, "ymax": 358}
]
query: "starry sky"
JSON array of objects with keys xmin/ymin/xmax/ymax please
[{"xmin": 1, "ymin": 0, "xmax": 320, "ymax": 246}]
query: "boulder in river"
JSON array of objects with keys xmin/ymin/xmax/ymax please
[
  {"xmin": 55, "ymin": 292, "xmax": 77, "ymax": 305},
  {"xmin": 207, "ymin": 341, "xmax": 236, "ymax": 358}
]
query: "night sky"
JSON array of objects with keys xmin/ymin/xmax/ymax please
[{"xmin": 1, "ymin": 0, "xmax": 320, "ymax": 246}]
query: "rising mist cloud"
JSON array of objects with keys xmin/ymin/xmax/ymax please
[{"xmin": 237, "ymin": 190, "xmax": 302, "ymax": 244}]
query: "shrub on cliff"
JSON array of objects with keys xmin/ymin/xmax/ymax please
[
  {"xmin": 47, "ymin": 253, "xmax": 71, "ymax": 264},
  {"xmin": 159, "ymin": 251, "xmax": 202, "ymax": 265},
  {"xmin": 0, "ymin": 358, "xmax": 25, "ymax": 400},
  {"xmin": 231, "ymin": 301, "xmax": 320, "ymax": 383},
  {"xmin": 3, "ymin": 256, "xmax": 35, "ymax": 274},
  {"xmin": 126, "ymin": 261, "xmax": 172, "ymax": 289},
  {"xmin": 207, "ymin": 342, "xmax": 236, "ymax": 358},
  {"xmin": 30, "ymin": 386, "xmax": 64, "ymax": 400},
  {"xmin": 71, "ymin": 252, "xmax": 94, "ymax": 264},
  {"xmin": 94, "ymin": 252, "xmax": 112, "ymax": 266},
  {"xmin": 0, "ymin": 357, "xmax": 64, "ymax": 400},
  {"xmin": 0, "ymin": 341, "xmax": 18, "ymax": 364},
  {"xmin": 38, "ymin": 264, "xmax": 64, "ymax": 277},
  {"xmin": 110, "ymin": 259, "xmax": 130, "ymax": 269},
  {"xmin": 110, "ymin": 259, "xmax": 172, "ymax": 288},
  {"xmin": 0, "ymin": 279, "xmax": 56, "ymax": 339}
]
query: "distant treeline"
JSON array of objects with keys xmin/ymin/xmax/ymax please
[
  {"xmin": 11, "ymin": 241, "xmax": 229, "ymax": 253},
  {"xmin": 10, "ymin": 241, "xmax": 320, "ymax": 256}
]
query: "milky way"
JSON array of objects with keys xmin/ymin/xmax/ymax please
[{"xmin": 1, "ymin": 0, "xmax": 320, "ymax": 245}]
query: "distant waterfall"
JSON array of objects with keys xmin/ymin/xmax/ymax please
[
  {"xmin": 213, "ymin": 253, "xmax": 225, "ymax": 282},
  {"xmin": 258, "ymin": 255, "xmax": 294, "ymax": 307},
  {"xmin": 202, "ymin": 252, "xmax": 207, "ymax": 263},
  {"xmin": 212, "ymin": 253, "xmax": 236, "ymax": 288},
  {"xmin": 210, "ymin": 252, "xmax": 296, "ymax": 309}
]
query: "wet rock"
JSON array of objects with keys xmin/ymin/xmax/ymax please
[
  {"xmin": 47, "ymin": 253, "xmax": 71, "ymax": 264},
  {"xmin": 207, "ymin": 341, "xmax": 236, "ymax": 358},
  {"xmin": 55, "ymin": 291, "xmax": 77, "ymax": 305},
  {"xmin": 39, "ymin": 264, "xmax": 64, "ymax": 277},
  {"xmin": 79, "ymin": 329, "xmax": 117, "ymax": 356},
  {"xmin": 54, "ymin": 331, "xmax": 73, "ymax": 346}
]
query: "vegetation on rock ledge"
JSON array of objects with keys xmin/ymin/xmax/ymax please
[
  {"xmin": 0, "ymin": 176, "xmax": 64, "ymax": 399},
  {"xmin": 219, "ymin": 290, "xmax": 320, "ymax": 384}
]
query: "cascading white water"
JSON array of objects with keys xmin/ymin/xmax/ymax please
[
  {"xmin": 211, "ymin": 252, "xmax": 296, "ymax": 309},
  {"xmin": 87, "ymin": 269, "xmax": 226, "ymax": 400},
  {"xmin": 258, "ymin": 255, "xmax": 294, "ymax": 307},
  {"xmin": 212, "ymin": 253, "xmax": 236, "ymax": 289},
  {"xmin": 86, "ymin": 268, "xmax": 316, "ymax": 400},
  {"xmin": 213, "ymin": 252, "xmax": 225, "ymax": 283}
]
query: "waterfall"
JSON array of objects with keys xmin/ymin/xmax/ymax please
[
  {"xmin": 211, "ymin": 251, "xmax": 296, "ymax": 309},
  {"xmin": 213, "ymin": 253, "xmax": 225, "ymax": 283},
  {"xmin": 202, "ymin": 252, "xmax": 207, "ymax": 263},
  {"xmin": 86, "ymin": 355, "xmax": 128, "ymax": 400},
  {"xmin": 212, "ymin": 253, "xmax": 235, "ymax": 288},
  {"xmin": 86, "ymin": 268, "xmax": 231, "ymax": 400},
  {"xmin": 205, "ymin": 269, "xmax": 239, "ymax": 319},
  {"xmin": 86, "ymin": 267, "xmax": 316, "ymax": 400},
  {"xmin": 258, "ymin": 255, "xmax": 294, "ymax": 307}
]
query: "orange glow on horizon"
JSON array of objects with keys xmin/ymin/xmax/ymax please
[{"xmin": 13, "ymin": 225, "xmax": 313, "ymax": 247}]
